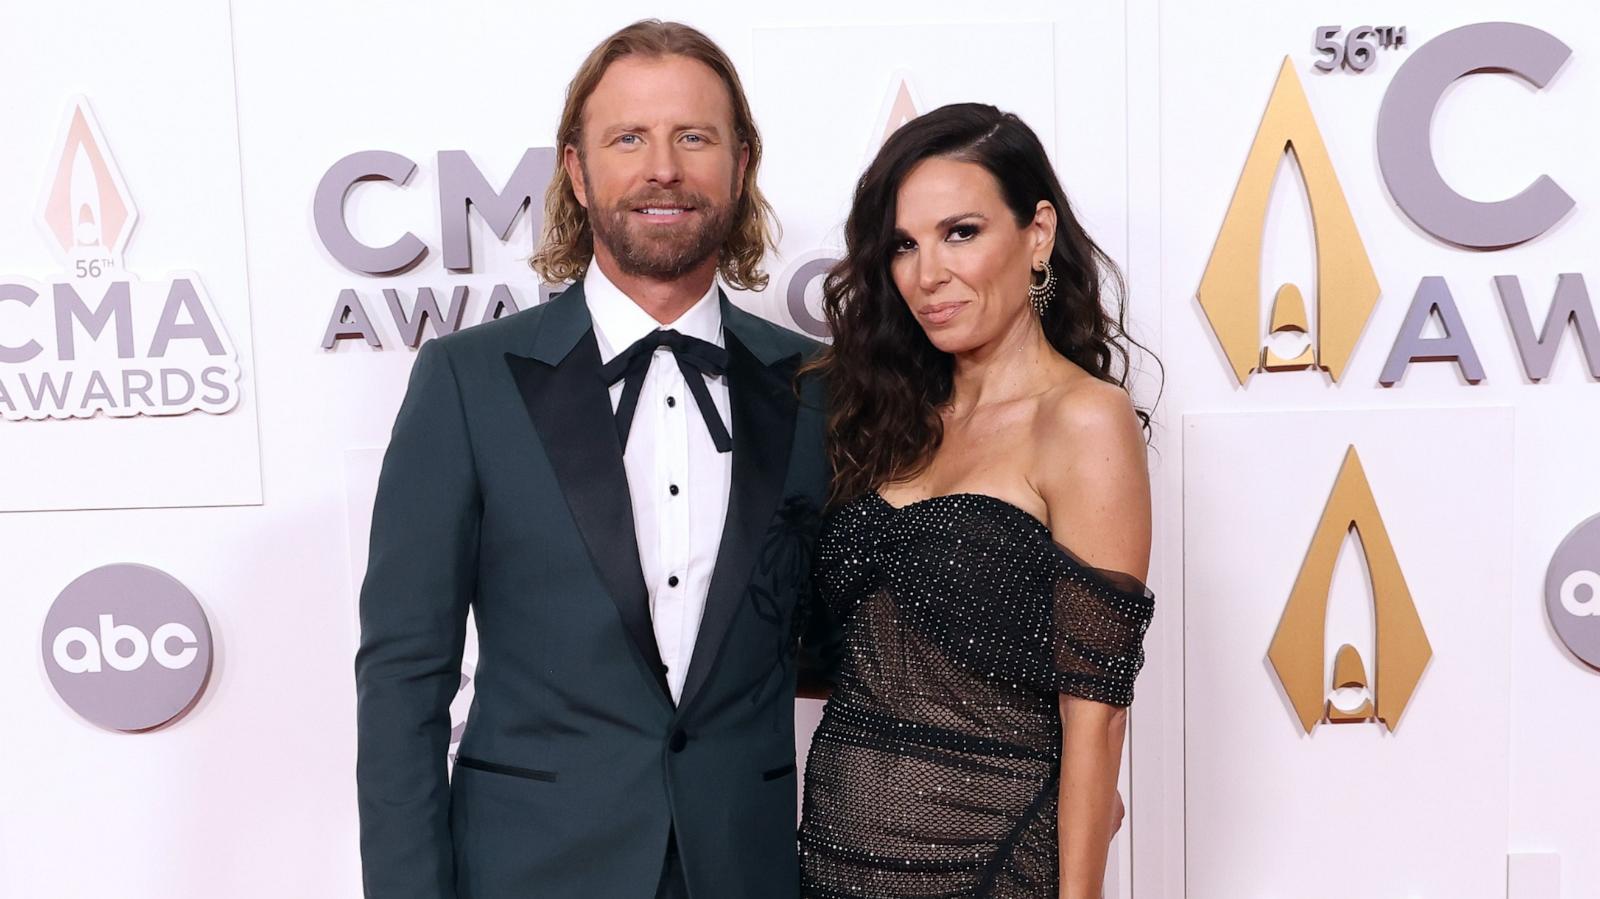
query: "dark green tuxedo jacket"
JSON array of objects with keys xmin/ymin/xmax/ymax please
[{"xmin": 355, "ymin": 282, "xmax": 836, "ymax": 898}]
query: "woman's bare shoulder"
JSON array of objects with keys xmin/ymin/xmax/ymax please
[
  {"xmin": 1032, "ymin": 368, "xmax": 1142, "ymax": 450},
  {"xmin": 1030, "ymin": 371, "xmax": 1150, "ymax": 579}
]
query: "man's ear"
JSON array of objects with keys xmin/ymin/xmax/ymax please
[
  {"xmin": 734, "ymin": 141, "xmax": 750, "ymax": 200},
  {"xmin": 564, "ymin": 144, "xmax": 589, "ymax": 209}
]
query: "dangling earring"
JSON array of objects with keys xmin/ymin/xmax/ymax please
[{"xmin": 1028, "ymin": 260, "xmax": 1056, "ymax": 316}]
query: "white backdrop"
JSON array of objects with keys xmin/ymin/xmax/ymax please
[
  {"xmin": 5, "ymin": 0, "xmax": 1599, "ymax": 897},
  {"xmin": 1160, "ymin": 2, "xmax": 1600, "ymax": 897}
]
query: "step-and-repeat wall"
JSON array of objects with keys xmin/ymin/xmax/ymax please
[{"xmin": 3, "ymin": 1, "xmax": 1595, "ymax": 897}]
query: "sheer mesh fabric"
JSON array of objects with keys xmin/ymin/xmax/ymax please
[{"xmin": 799, "ymin": 492, "xmax": 1154, "ymax": 899}]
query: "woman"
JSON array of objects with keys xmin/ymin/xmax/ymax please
[{"xmin": 797, "ymin": 103, "xmax": 1157, "ymax": 899}]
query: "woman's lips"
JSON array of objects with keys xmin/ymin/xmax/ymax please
[{"xmin": 918, "ymin": 301, "xmax": 967, "ymax": 325}]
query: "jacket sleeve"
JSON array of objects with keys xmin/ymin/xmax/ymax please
[
  {"xmin": 793, "ymin": 365, "xmax": 843, "ymax": 694},
  {"xmin": 354, "ymin": 339, "xmax": 479, "ymax": 898},
  {"xmin": 795, "ymin": 586, "xmax": 844, "ymax": 694}
]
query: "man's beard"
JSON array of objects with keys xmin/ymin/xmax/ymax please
[{"xmin": 584, "ymin": 171, "xmax": 739, "ymax": 282}]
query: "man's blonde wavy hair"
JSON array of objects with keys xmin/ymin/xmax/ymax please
[{"xmin": 530, "ymin": 20, "xmax": 778, "ymax": 291}]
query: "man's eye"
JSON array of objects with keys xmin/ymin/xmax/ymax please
[
  {"xmin": 616, "ymin": 134, "xmax": 640, "ymax": 145},
  {"xmin": 682, "ymin": 133, "xmax": 705, "ymax": 144}
]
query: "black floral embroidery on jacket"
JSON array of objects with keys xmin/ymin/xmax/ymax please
[{"xmin": 748, "ymin": 494, "xmax": 823, "ymax": 708}]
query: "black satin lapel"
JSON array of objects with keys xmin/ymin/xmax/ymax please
[
  {"xmin": 505, "ymin": 337, "xmax": 670, "ymax": 701},
  {"xmin": 676, "ymin": 335, "xmax": 801, "ymax": 712}
]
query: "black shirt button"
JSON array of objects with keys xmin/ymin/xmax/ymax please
[
  {"xmin": 670, "ymin": 729, "xmax": 688, "ymax": 752},
  {"xmin": 668, "ymin": 575, "xmax": 680, "ymax": 587},
  {"xmin": 666, "ymin": 396, "xmax": 677, "ymax": 407},
  {"xmin": 669, "ymin": 484, "xmax": 680, "ymax": 496}
]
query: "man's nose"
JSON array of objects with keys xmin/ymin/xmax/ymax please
[{"xmin": 644, "ymin": 141, "xmax": 684, "ymax": 188}]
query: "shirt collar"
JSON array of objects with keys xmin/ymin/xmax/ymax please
[{"xmin": 583, "ymin": 261, "xmax": 723, "ymax": 364}]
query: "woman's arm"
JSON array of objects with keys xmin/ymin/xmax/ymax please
[
  {"xmin": 1058, "ymin": 698, "xmax": 1127, "ymax": 899},
  {"xmin": 1034, "ymin": 379, "xmax": 1151, "ymax": 899}
]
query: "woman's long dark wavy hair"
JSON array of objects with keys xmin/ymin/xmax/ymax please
[{"xmin": 805, "ymin": 103, "xmax": 1160, "ymax": 504}]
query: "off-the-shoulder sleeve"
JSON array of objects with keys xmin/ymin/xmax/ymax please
[
  {"xmin": 1036, "ymin": 552, "xmax": 1154, "ymax": 707},
  {"xmin": 922, "ymin": 526, "xmax": 1154, "ymax": 708}
]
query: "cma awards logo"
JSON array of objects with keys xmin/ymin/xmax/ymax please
[
  {"xmin": 778, "ymin": 74, "xmax": 924, "ymax": 339},
  {"xmin": 316, "ymin": 149, "xmax": 560, "ymax": 349},
  {"xmin": 41, "ymin": 563, "xmax": 215, "ymax": 732},
  {"xmin": 1268, "ymin": 447, "xmax": 1432, "ymax": 734},
  {"xmin": 1199, "ymin": 23, "xmax": 1593, "ymax": 388},
  {"xmin": 315, "ymin": 75, "xmax": 923, "ymax": 346},
  {"xmin": 0, "ymin": 97, "xmax": 242, "ymax": 420}
]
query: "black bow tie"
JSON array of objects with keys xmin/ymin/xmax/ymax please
[{"xmin": 598, "ymin": 329, "xmax": 732, "ymax": 453}]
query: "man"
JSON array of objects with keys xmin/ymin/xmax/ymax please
[{"xmin": 355, "ymin": 20, "xmax": 835, "ymax": 899}]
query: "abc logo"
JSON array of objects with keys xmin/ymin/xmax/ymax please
[
  {"xmin": 1545, "ymin": 515, "xmax": 1600, "ymax": 670},
  {"xmin": 40, "ymin": 564, "xmax": 214, "ymax": 731},
  {"xmin": 52, "ymin": 616, "xmax": 200, "ymax": 673}
]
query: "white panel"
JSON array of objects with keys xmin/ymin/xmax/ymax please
[
  {"xmin": 1508, "ymin": 852, "xmax": 1561, "ymax": 899},
  {"xmin": 1183, "ymin": 407, "xmax": 1513, "ymax": 899},
  {"xmin": 0, "ymin": 0, "xmax": 261, "ymax": 510}
]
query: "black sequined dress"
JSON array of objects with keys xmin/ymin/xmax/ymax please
[{"xmin": 798, "ymin": 492, "xmax": 1154, "ymax": 899}]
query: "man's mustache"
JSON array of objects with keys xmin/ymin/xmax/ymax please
[{"xmin": 613, "ymin": 191, "xmax": 712, "ymax": 211}]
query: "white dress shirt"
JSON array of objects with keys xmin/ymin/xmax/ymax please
[{"xmin": 584, "ymin": 263, "xmax": 732, "ymax": 705}]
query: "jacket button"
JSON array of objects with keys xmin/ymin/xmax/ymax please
[{"xmin": 669, "ymin": 729, "xmax": 688, "ymax": 753}]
